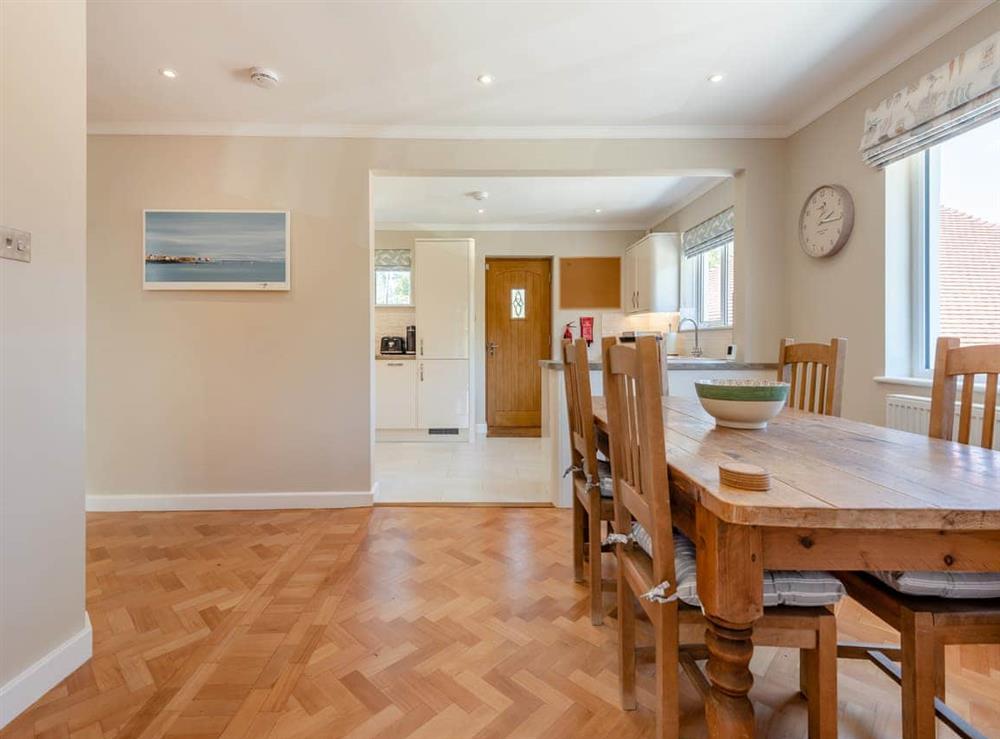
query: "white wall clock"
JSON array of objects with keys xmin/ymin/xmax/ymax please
[{"xmin": 798, "ymin": 184, "xmax": 854, "ymax": 258}]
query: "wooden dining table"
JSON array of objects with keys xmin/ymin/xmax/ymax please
[{"xmin": 592, "ymin": 394, "xmax": 1000, "ymax": 739}]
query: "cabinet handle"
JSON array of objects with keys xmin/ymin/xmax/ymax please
[
  {"xmin": 419, "ymin": 338, "xmax": 424, "ymax": 356},
  {"xmin": 387, "ymin": 362, "xmax": 403, "ymax": 367},
  {"xmin": 419, "ymin": 363, "xmax": 424, "ymax": 381}
]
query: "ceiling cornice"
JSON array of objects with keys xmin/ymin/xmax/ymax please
[
  {"xmin": 87, "ymin": 121, "xmax": 789, "ymax": 140},
  {"xmin": 374, "ymin": 222, "xmax": 648, "ymax": 232}
]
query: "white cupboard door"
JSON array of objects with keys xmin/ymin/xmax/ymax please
[
  {"xmin": 375, "ymin": 361, "xmax": 417, "ymax": 429},
  {"xmin": 633, "ymin": 239, "xmax": 653, "ymax": 313},
  {"xmin": 414, "ymin": 240, "xmax": 471, "ymax": 358},
  {"xmin": 622, "ymin": 247, "xmax": 636, "ymax": 313},
  {"xmin": 418, "ymin": 360, "xmax": 469, "ymax": 428}
]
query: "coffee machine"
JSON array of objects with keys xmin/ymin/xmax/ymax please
[{"xmin": 405, "ymin": 325, "xmax": 416, "ymax": 355}]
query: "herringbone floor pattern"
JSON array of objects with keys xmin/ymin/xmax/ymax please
[{"xmin": 2, "ymin": 507, "xmax": 998, "ymax": 738}]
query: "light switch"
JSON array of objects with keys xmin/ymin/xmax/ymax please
[{"xmin": 1, "ymin": 226, "xmax": 31, "ymax": 263}]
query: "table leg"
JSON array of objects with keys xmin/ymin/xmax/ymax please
[{"xmin": 696, "ymin": 509, "xmax": 763, "ymax": 739}]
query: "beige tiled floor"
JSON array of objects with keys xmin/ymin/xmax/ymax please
[{"xmin": 373, "ymin": 433, "xmax": 551, "ymax": 504}]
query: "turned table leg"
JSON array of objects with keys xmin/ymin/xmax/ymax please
[
  {"xmin": 705, "ymin": 617, "xmax": 756, "ymax": 737},
  {"xmin": 696, "ymin": 509, "xmax": 763, "ymax": 739}
]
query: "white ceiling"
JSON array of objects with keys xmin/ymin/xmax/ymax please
[
  {"xmin": 87, "ymin": 0, "xmax": 989, "ymax": 138},
  {"xmin": 372, "ymin": 175, "xmax": 727, "ymax": 229}
]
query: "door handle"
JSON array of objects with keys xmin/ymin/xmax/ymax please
[{"xmin": 487, "ymin": 342, "xmax": 498, "ymax": 357}]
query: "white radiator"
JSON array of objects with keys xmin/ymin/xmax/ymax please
[{"xmin": 886, "ymin": 394, "xmax": 1000, "ymax": 450}]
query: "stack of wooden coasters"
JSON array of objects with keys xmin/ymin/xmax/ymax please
[{"xmin": 718, "ymin": 462, "xmax": 771, "ymax": 491}]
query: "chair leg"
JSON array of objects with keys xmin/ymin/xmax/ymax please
[
  {"xmin": 801, "ymin": 612, "xmax": 838, "ymax": 739},
  {"xmin": 934, "ymin": 642, "xmax": 946, "ymax": 702},
  {"xmin": 900, "ymin": 609, "xmax": 937, "ymax": 739},
  {"xmin": 618, "ymin": 563, "xmax": 637, "ymax": 711},
  {"xmin": 572, "ymin": 493, "xmax": 584, "ymax": 584},
  {"xmin": 588, "ymin": 493, "xmax": 603, "ymax": 625},
  {"xmin": 654, "ymin": 602, "xmax": 681, "ymax": 739}
]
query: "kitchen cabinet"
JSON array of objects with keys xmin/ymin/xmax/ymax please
[
  {"xmin": 418, "ymin": 359, "xmax": 469, "ymax": 429},
  {"xmin": 375, "ymin": 360, "xmax": 417, "ymax": 429},
  {"xmin": 414, "ymin": 239, "xmax": 472, "ymax": 358},
  {"xmin": 622, "ymin": 232, "xmax": 680, "ymax": 314}
]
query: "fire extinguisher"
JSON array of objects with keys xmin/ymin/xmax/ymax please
[{"xmin": 563, "ymin": 322, "xmax": 575, "ymax": 341}]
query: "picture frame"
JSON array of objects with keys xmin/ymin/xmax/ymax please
[{"xmin": 143, "ymin": 209, "xmax": 291, "ymax": 291}]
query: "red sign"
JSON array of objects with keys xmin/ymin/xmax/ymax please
[{"xmin": 579, "ymin": 316, "xmax": 594, "ymax": 345}]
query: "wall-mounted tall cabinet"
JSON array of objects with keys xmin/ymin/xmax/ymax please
[
  {"xmin": 622, "ymin": 232, "xmax": 681, "ymax": 315},
  {"xmin": 415, "ymin": 240, "xmax": 471, "ymax": 359}
]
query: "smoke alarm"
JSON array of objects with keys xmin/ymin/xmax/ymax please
[
  {"xmin": 468, "ymin": 191, "xmax": 489, "ymax": 201},
  {"xmin": 249, "ymin": 67, "xmax": 280, "ymax": 88}
]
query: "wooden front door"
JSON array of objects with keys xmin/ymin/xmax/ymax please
[{"xmin": 485, "ymin": 258, "xmax": 551, "ymax": 436}]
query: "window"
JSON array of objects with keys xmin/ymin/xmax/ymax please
[
  {"xmin": 373, "ymin": 249, "xmax": 412, "ymax": 306},
  {"xmin": 909, "ymin": 118, "xmax": 1000, "ymax": 374},
  {"xmin": 684, "ymin": 240, "xmax": 734, "ymax": 327}
]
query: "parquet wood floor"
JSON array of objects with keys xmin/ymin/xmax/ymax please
[{"xmin": 3, "ymin": 507, "xmax": 998, "ymax": 738}]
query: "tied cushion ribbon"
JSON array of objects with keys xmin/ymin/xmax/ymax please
[
  {"xmin": 603, "ymin": 532, "xmax": 633, "ymax": 547},
  {"xmin": 641, "ymin": 581, "xmax": 679, "ymax": 604}
]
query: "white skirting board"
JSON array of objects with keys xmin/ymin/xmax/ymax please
[
  {"xmin": 0, "ymin": 613, "xmax": 92, "ymax": 729},
  {"xmin": 86, "ymin": 490, "xmax": 374, "ymax": 512}
]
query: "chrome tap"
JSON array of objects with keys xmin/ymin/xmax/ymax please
[{"xmin": 678, "ymin": 317, "xmax": 703, "ymax": 357}]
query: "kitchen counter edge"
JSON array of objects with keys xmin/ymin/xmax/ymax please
[{"xmin": 539, "ymin": 359, "xmax": 778, "ymax": 371}]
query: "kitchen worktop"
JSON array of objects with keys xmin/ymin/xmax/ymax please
[
  {"xmin": 538, "ymin": 358, "xmax": 778, "ymax": 371},
  {"xmin": 376, "ymin": 354, "xmax": 416, "ymax": 361}
]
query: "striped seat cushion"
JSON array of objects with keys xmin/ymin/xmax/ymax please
[
  {"xmin": 631, "ymin": 523, "xmax": 844, "ymax": 608},
  {"xmin": 873, "ymin": 570, "xmax": 1000, "ymax": 599},
  {"xmin": 596, "ymin": 461, "xmax": 614, "ymax": 498}
]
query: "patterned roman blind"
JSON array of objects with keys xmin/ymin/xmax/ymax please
[
  {"xmin": 682, "ymin": 207, "xmax": 734, "ymax": 259},
  {"xmin": 374, "ymin": 249, "xmax": 412, "ymax": 271},
  {"xmin": 860, "ymin": 30, "xmax": 1000, "ymax": 169}
]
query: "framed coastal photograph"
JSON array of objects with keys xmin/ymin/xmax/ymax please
[{"xmin": 143, "ymin": 210, "xmax": 290, "ymax": 291}]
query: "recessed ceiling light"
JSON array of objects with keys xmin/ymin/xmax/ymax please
[
  {"xmin": 594, "ymin": 208, "xmax": 602, "ymax": 214},
  {"xmin": 159, "ymin": 68, "xmax": 178, "ymax": 79},
  {"xmin": 477, "ymin": 73, "xmax": 495, "ymax": 86},
  {"xmin": 477, "ymin": 208, "xmax": 486, "ymax": 214},
  {"xmin": 708, "ymin": 73, "xmax": 725, "ymax": 83}
]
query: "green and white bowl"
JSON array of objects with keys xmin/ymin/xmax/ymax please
[{"xmin": 694, "ymin": 379, "xmax": 790, "ymax": 429}]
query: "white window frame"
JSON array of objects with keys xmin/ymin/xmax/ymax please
[
  {"xmin": 909, "ymin": 148, "xmax": 940, "ymax": 378},
  {"xmin": 687, "ymin": 240, "xmax": 733, "ymax": 329}
]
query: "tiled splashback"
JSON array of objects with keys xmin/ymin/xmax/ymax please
[{"xmin": 374, "ymin": 307, "xmax": 415, "ymax": 354}]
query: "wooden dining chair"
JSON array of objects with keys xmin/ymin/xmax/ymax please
[
  {"xmin": 836, "ymin": 337, "xmax": 1000, "ymax": 739},
  {"xmin": 602, "ymin": 336, "xmax": 844, "ymax": 739},
  {"xmin": 562, "ymin": 337, "xmax": 616, "ymax": 625},
  {"xmin": 777, "ymin": 337, "xmax": 848, "ymax": 416}
]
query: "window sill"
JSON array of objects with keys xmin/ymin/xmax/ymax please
[
  {"xmin": 374, "ymin": 304, "xmax": 414, "ymax": 309},
  {"xmin": 678, "ymin": 325, "xmax": 733, "ymax": 333},
  {"xmin": 874, "ymin": 375, "xmax": 932, "ymax": 389},
  {"xmin": 875, "ymin": 375, "xmax": 988, "ymax": 392}
]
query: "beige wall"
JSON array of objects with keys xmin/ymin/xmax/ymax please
[
  {"xmin": 88, "ymin": 136, "xmax": 785, "ymax": 497},
  {"xmin": 375, "ymin": 229, "xmax": 643, "ymax": 425},
  {"xmin": 784, "ymin": 2, "xmax": 1000, "ymax": 424},
  {"xmin": 0, "ymin": 0, "xmax": 88, "ymax": 707}
]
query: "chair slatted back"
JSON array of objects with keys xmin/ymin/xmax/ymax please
[
  {"xmin": 561, "ymin": 338, "xmax": 599, "ymax": 482},
  {"xmin": 929, "ymin": 337, "xmax": 1000, "ymax": 450},
  {"xmin": 777, "ymin": 337, "xmax": 848, "ymax": 416},
  {"xmin": 601, "ymin": 336, "xmax": 675, "ymax": 590}
]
